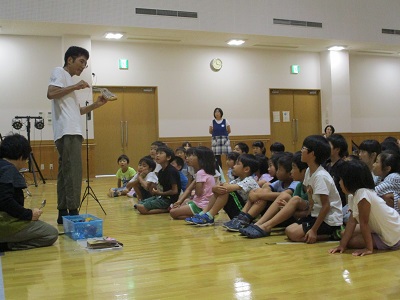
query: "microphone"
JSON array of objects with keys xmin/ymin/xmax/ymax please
[{"xmin": 86, "ymin": 101, "xmax": 91, "ymax": 120}]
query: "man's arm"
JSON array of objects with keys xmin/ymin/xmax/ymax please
[{"xmin": 47, "ymin": 80, "xmax": 90, "ymax": 100}]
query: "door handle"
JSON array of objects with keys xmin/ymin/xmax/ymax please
[
  {"xmin": 120, "ymin": 121, "xmax": 124, "ymax": 147},
  {"xmin": 125, "ymin": 121, "xmax": 128, "ymax": 147}
]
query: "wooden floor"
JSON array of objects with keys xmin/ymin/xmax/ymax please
[{"xmin": 2, "ymin": 177, "xmax": 400, "ymax": 300}]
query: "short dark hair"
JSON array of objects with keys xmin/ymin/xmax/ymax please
[
  {"xmin": 302, "ymin": 135, "xmax": 331, "ymax": 165},
  {"xmin": 193, "ymin": 146, "xmax": 215, "ymax": 175},
  {"xmin": 117, "ymin": 154, "xmax": 129, "ymax": 163},
  {"xmin": 270, "ymin": 142, "xmax": 285, "ymax": 153},
  {"xmin": 64, "ymin": 46, "xmax": 89, "ymax": 67},
  {"xmin": 380, "ymin": 141, "xmax": 400, "ymax": 154},
  {"xmin": 151, "ymin": 141, "xmax": 166, "ymax": 148},
  {"xmin": 255, "ymin": 154, "xmax": 269, "ymax": 175},
  {"xmin": 338, "ymin": 160, "xmax": 375, "ymax": 194},
  {"xmin": 277, "ymin": 152, "xmax": 294, "ymax": 173},
  {"xmin": 213, "ymin": 107, "xmax": 223, "ymax": 118},
  {"xmin": 175, "ymin": 147, "xmax": 186, "ymax": 154},
  {"xmin": 383, "ymin": 136, "xmax": 397, "ymax": 144},
  {"xmin": 227, "ymin": 152, "xmax": 240, "ymax": 162},
  {"xmin": 0, "ymin": 133, "xmax": 31, "ymax": 160},
  {"xmin": 156, "ymin": 146, "xmax": 175, "ymax": 162},
  {"xmin": 270, "ymin": 152, "xmax": 285, "ymax": 171},
  {"xmin": 292, "ymin": 151, "xmax": 308, "ymax": 171},
  {"xmin": 139, "ymin": 156, "xmax": 156, "ymax": 171},
  {"xmin": 237, "ymin": 154, "xmax": 259, "ymax": 174},
  {"xmin": 327, "ymin": 134, "xmax": 348, "ymax": 158},
  {"xmin": 359, "ymin": 139, "xmax": 381, "ymax": 155},
  {"xmin": 252, "ymin": 140, "xmax": 266, "ymax": 155},
  {"xmin": 378, "ymin": 150, "xmax": 400, "ymax": 177},
  {"xmin": 234, "ymin": 142, "xmax": 249, "ymax": 154},
  {"xmin": 324, "ymin": 125, "xmax": 335, "ymax": 134},
  {"xmin": 172, "ymin": 156, "xmax": 185, "ymax": 168}
]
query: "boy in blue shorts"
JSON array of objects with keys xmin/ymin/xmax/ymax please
[
  {"xmin": 188, "ymin": 154, "xmax": 259, "ymax": 226},
  {"xmin": 135, "ymin": 147, "xmax": 181, "ymax": 214}
]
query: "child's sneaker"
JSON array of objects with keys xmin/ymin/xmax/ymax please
[
  {"xmin": 185, "ymin": 215, "xmax": 199, "ymax": 224},
  {"xmin": 225, "ymin": 218, "xmax": 249, "ymax": 232},
  {"xmin": 222, "ymin": 217, "xmax": 238, "ymax": 229},
  {"xmin": 127, "ymin": 189, "xmax": 136, "ymax": 198},
  {"xmin": 191, "ymin": 214, "xmax": 214, "ymax": 226}
]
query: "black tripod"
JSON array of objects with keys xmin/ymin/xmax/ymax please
[
  {"xmin": 14, "ymin": 116, "xmax": 46, "ymax": 187},
  {"xmin": 79, "ymin": 102, "xmax": 106, "ymax": 215}
]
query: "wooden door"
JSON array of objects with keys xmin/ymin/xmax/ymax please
[
  {"xmin": 94, "ymin": 87, "xmax": 158, "ymax": 175},
  {"xmin": 270, "ymin": 89, "xmax": 321, "ymax": 152},
  {"xmin": 122, "ymin": 87, "xmax": 158, "ymax": 171}
]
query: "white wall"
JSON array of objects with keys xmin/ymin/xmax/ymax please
[
  {"xmin": 1, "ymin": 35, "xmax": 400, "ymax": 141},
  {"xmin": 91, "ymin": 41, "xmax": 320, "ymax": 137},
  {"xmin": 350, "ymin": 54, "xmax": 400, "ymax": 132}
]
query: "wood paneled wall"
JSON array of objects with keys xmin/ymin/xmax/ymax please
[
  {"xmin": 30, "ymin": 140, "xmax": 96, "ymax": 180},
  {"xmin": 28, "ymin": 132, "xmax": 399, "ymax": 179}
]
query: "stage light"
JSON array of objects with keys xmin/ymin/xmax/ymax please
[
  {"xmin": 34, "ymin": 118, "xmax": 45, "ymax": 130},
  {"xmin": 12, "ymin": 119, "xmax": 23, "ymax": 130}
]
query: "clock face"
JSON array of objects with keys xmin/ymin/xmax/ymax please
[{"xmin": 211, "ymin": 58, "xmax": 222, "ymax": 71}]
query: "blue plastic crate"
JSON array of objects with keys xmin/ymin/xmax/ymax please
[{"xmin": 62, "ymin": 214, "xmax": 103, "ymax": 240}]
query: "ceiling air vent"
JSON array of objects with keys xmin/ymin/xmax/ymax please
[
  {"xmin": 136, "ymin": 8, "xmax": 198, "ymax": 18},
  {"xmin": 273, "ymin": 18, "xmax": 322, "ymax": 28},
  {"xmin": 382, "ymin": 28, "xmax": 400, "ymax": 35}
]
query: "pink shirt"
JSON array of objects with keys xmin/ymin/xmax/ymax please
[{"xmin": 192, "ymin": 169, "xmax": 215, "ymax": 208}]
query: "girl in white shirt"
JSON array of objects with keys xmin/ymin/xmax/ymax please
[{"xmin": 329, "ymin": 160, "xmax": 400, "ymax": 257}]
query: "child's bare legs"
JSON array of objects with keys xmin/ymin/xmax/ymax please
[
  {"xmin": 170, "ymin": 200, "xmax": 193, "ymax": 220},
  {"xmin": 131, "ymin": 181, "xmax": 143, "ymax": 201},
  {"xmin": 135, "ymin": 204, "xmax": 168, "ymax": 214},
  {"xmin": 345, "ymin": 224, "xmax": 374, "ymax": 249},
  {"xmin": 258, "ymin": 196, "xmax": 308, "ymax": 232},
  {"xmin": 208, "ymin": 193, "xmax": 230, "ymax": 217},
  {"xmin": 246, "ymin": 200, "xmax": 269, "ymax": 218},
  {"xmin": 285, "ymin": 223, "xmax": 306, "ymax": 242}
]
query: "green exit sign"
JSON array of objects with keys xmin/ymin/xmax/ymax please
[
  {"xmin": 119, "ymin": 59, "xmax": 129, "ymax": 70},
  {"xmin": 291, "ymin": 65, "xmax": 300, "ymax": 74}
]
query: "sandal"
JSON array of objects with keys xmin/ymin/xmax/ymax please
[{"xmin": 241, "ymin": 224, "xmax": 270, "ymax": 239}]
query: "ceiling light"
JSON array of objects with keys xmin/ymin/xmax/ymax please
[
  {"xmin": 328, "ymin": 46, "xmax": 346, "ymax": 51},
  {"xmin": 227, "ymin": 39, "xmax": 245, "ymax": 46},
  {"xmin": 105, "ymin": 33, "xmax": 124, "ymax": 40}
]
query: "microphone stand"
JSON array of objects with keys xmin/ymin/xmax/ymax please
[{"xmin": 79, "ymin": 101, "xmax": 106, "ymax": 215}]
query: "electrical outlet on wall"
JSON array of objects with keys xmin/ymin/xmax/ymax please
[
  {"xmin": 49, "ymin": 164, "xmax": 53, "ymax": 170},
  {"xmin": 40, "ymin": 164, "xmax": 44, "ymax": 170}
]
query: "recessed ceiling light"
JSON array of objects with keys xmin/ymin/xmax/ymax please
[
  {"xmin": 105, "ymin": 33, "xmax": 124, "ymax": 40},
  {"xmin": 328, "ymin": 46, "xmax": 346, "ymax": 51},
  {"xmin": 227, "ymin": 39, "xmax": 245, "ymax": 46}
]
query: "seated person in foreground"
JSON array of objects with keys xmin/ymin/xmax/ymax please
[
  {"xmin": 126, "ymin": 156, "xmax": 158, "ymax": 202},
  {"xmin": 0, "ymin": 134, "xmax": 58, "ymax": 251}
]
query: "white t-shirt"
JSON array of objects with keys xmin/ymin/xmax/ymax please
[
  {"xmin": 350, "ymin": 188, "xmax": 400, "ymax": 246},
  {"xmin": 303, "ymin": 166, "xmax": 342, "ymax": 226},
  {"xmin": 229, "ymin": 176, "xmax": 259, "ymax": 202},
  {"xmin": 48, "ymin": 67, "xmax": 82, "ymax": 141}
]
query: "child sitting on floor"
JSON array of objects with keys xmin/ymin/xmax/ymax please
[
  {"xmin": 223, "ymin": 152, "xmax": 298, "ymax": 231},
  {"xmin": 285, "ymin": 135, "xmax": 343, "ymax": 244},
  {"xmin": 170, "ymin": 146, "xmax": 216, "ymax": 220},
  {"xmin": 226, "ymin": 152, "xmax": 240, "ymax": 182},
  {"xmin": 240, "ymin": 151, "xmax": 309, "ymax": 238},
  {"xmin": 108, "ymin": 154, "xmax": 136, "ymax": 197},
  {"xmin": 135, "ymin": 147, "xmax": 181, "ymax": 214},
  {"xmin": 372, "ymin": 150, "xmax": 400, "ymax": 214},
  {"xmin": 186, "ymin": 154, "xmax": 260, "ymax": 226},
  {"xmin": 126, "ymin": 156, "xmax": 158, "ymax": 202},
  {"xmin": 171, "ymin": 156, "xmax": 188, "ymax": 192},
  {"xmin": 329, "ymin": 159, "xmax": 400, "ymax": 256}
]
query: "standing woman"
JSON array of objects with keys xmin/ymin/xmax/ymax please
[{"xmin": 209, "ymin": 107, "xmax": 232, "ymax": 167}]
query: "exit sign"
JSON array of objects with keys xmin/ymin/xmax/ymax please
[
  {"xmin": 119, "ymin": 59, "xmax": 129, "ymax": 70},
  {"xmin": 291, "ymin": 65, "xmax": 300, "ymax": 74}
]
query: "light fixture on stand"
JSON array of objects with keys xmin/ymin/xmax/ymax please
[
  {"xmin": 34, "ymin": 118, "xmax": 45, "ymax": 130},
  {"xmin": 12, "ymin": 119, "xmax": 23, "ymax": 130}
]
